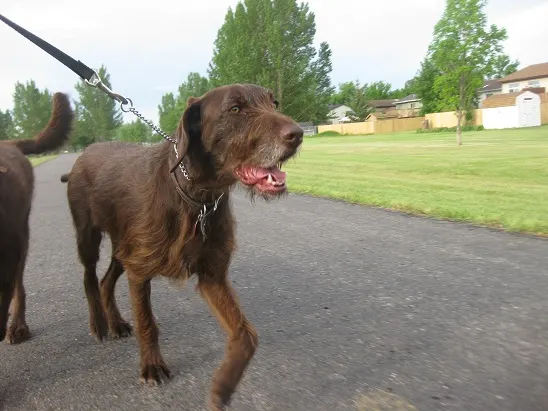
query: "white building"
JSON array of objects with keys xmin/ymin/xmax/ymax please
[{"xmin": 482, "ymin": 90, "xmax": 543, "ymax": 129}]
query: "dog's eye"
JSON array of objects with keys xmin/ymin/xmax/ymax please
[
  {"xmin": 230, "ymin": 106, "xmax": 240, "ymax": 113},
  {"xmin": 273, "ymin": 100, "xmax": 279, "ymax": 109}
]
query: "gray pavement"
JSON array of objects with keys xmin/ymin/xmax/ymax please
[{"xmin": 1, "ymin": 153, "xmax": 548, "ymax": 411}]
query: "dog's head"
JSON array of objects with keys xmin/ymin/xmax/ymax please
[{"xmin": 173, "ymin": 84, "xmax": 303, "ymax": 199}]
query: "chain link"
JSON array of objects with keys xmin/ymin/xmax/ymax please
[{"xmin": 121, "ymin": 101, "xmax": 191, "ymax": 181}]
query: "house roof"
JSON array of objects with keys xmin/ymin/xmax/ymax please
[
  {"xmin": 328, "ymin": 104, "xmax": 353, "ymax": 111},
  {"xmin": 368, "ymin": 99, "xmax": 398, "ymax": 108},
  {"xmin": 481, "ymin": 88, "xmax": 547, "ymax": 108},
  {"xmin": 395, "ymin": 94, "xmax": 420, "ymax": 104},
  {"xmin": 500, "ymin": 62, "xmax": 548, "ymax": 83},
  {"xmin": 478, "ymin": 79, "xmax": 502, "ymax": 93},
  {"xmin": 366, "ymin": 112, "xmax": 399, "ymax": 120}
]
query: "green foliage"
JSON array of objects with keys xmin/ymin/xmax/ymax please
[
  {"xmin": 0, "ymin": 109, "xmax": 14, "ymax": 140},
  {"xmin": 115, "ymin": 119, "xmax": 153, "ymax": 143},
  {"xmin": 311, "ymin": 42, "xmax": 336, "ymax": 124},
  {"xmin": 410, "ymin": 58, "xmax": 442, "ymax": 115},
  {"xmin": 416, "ymin": 125, "xmax": 484, "ymax": 133},
  {"xmin": 330, "ymin": 81, "xmax": 358, "ymax": 106},
  {"xmin": 158, "ymin": 72, "xmax": 211, "ymax": 135},
  {"xmin": 487, "ymin": 54, "xmax": 519, "ymax": 79},
  {"xmin": 365, "ymin": 81, "xmax": 395, "ymax": 100},
  {"xmin": 330, "ymin": 80, "xmax": 375, "ymax": 121},
  {"xmin": 10, "ymin": 80, "xmax": 52, "ymax": 140},
  {"xmin": 208, "ymin": 0, "xmax": 333, "ymax": 123},
  {"xmin": 72, "ymin": 65, "xmax": 123, "ymax": 149},
  {"xmin": 427, "ymin": 0, "xmax": 510, "ymax": 144}
]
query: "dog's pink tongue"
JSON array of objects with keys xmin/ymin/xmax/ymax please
[{"xmin": 255, "ymin": 166, "xmax": 286, "ymax": 183}]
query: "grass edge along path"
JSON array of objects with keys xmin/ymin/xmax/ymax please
[
  {"xmin": 285, "ymin": 127, "xmax": 548, "ymax": 238},
  {"xmin": 29, "ymin": 154, "xmax": 58, "ymax": 167}
]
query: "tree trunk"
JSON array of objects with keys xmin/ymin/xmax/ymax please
[{"xmin": 456, "ymin": 110, "xmax": 463, "ymax": 146}]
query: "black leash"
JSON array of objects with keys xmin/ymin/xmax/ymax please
[
  {"xmin": 0, "ymin": 13, "xmax": 225, "ymax": 240},
  {"xmin": 0, "ymin": 14, "xmax": 129, "ymax": 106}
]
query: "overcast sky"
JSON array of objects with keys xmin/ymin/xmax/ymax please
[{"xmin": 1, "ymin": 0, "xmax": 547, "ymax": 125}]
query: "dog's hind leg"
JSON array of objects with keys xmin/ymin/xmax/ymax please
[
  {"xmin": 100, "ymin": 255, "xmax": 132, "ymax": 338},
  {"xmin": 0, "ymin": 280, "xmax": 15, "ymax": 342},
  {"xmin": 7, "ymin": 227, "xmax": 31, "ymax": 344},
  {"xmin": 77, "ymin": 225, "xmax": 108, "ymax": 342}
]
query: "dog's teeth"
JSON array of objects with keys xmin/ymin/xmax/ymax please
[{"xmin": 267, "ymin": 174, "xmax": 274, "ymax": 184}]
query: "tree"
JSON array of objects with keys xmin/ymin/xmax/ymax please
[
  {"xmin": 115, "ymin": 119, "xmax": 153, "ymax": 143},
  {"xmin": 311, "ymin": 41, "xmax": 335, "ymax": 124},
  {"xmin": 330, "ymin": 81, "xmax": 358, "ymax": 106},
  {"xmin": 0, "ymin": 109, "xmax": 13, "ymax": 140},
  {"xmin": 487, "ymin": 55, "xmax": 519, "ymax": 79},
  {"xmin": 158, "ymin": 72, "xmax": 211, "ymax": 135},
  {"xmin": 329, "ymin": 80, "xmax": 373, "ymax": 121},
  {"xmin": 428, "ymin": 0, "xmax": 511, "ymax": 145},
  {"xmin": 413, "ymin": 57, "xmax": 442, "ymax": 115},
  {"xmin": 364, "ymin": 81, "xmax": 394, "ymax": 100},
  {"xmin": 208, "ymin": 0, "xmax": 332, "ymax": 122},
  {"xmin": 73, "ymin": 65, "xmax": 123, "ymax": 147},
  {"xmin": 10, "ymin": 80, "xmax": 52, "ymax": 140}
]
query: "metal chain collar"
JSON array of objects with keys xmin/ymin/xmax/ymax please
[{"xmin": 117, "ymin": 95, "xmax": 191, "ymax": 182}]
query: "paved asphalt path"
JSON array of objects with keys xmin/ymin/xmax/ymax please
[{"xmin": 1, "ymin": 153, "xmax": 548, "ymax": 411}]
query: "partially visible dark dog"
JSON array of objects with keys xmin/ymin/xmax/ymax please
[
  {"xmin": 0, "ymin": 92, "xmax": 73, "ymax": 343},
  {"xmin": 60, "ymin": 84, "xmax": 302, "ymax": 410}
]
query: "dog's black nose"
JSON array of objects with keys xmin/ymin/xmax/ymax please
[{"xmin": 281, "ymin": 123, "xmax": 304, "ymax": 146}]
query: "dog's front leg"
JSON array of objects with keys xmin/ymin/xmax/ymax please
[
  {"xmin": 127, "ymin": 274, "xmax": 170, "ymax": 385},
  {"xmin": 198, "ymin": 276, "xmax": 258, "ymax": 411}
]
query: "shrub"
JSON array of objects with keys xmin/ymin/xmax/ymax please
[{"xmin": 416, "ymin": 125, "xmax": 484, "ymax": 133}]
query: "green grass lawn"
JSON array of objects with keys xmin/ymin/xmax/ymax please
[
  {"xmin": 284, "ymin": 125, "xmax": 548, "ymax": 236},
  {"xmin": 29, "ymin": 154, "xmax": 58, "ymax": 167}
]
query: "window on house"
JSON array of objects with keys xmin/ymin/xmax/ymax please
[
  {"xmin": 410, "ymin": 103, "xmax": 415, "ymax": 109},
  {"xmin": 528, "ymin": 80, "xmax": 541, "ymax": 88},
  {"xmin": 509, "ymin": 82, "xmax": 520, "ymax": 93}
]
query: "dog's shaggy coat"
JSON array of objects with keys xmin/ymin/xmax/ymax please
[
  {"xmin": 0, "ymin": 92, "xmax": 73, "ymax": 343},
  {"xmin": 60, "ymin": 84, "xmax": 303, "ymax": 410}
]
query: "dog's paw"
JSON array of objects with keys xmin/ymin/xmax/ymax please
[
  {"xmin": 110, "ymin": 320, "xmax": 132, "ymax": 339},
  {"xmin": 7, "ymin": 322, "xmax": 30, "ymax": 344},
  {"xmin": 89, "ymin": 316, "xmax": 108, "ymax": 342},
  {"xmin": 139, "ymin": 362, "xmax": 171, "ymax": 386},
  {"xmin": 208, "ymin": 394, "xmax": 230, "ymax": 411},
  {"xmin": 209, "ymin": 381, "xmax": 233, "ymax": 411}
]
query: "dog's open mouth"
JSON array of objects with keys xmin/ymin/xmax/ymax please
[{"xmin": 235, "ymin": 163, "xmax": 286, "ymax": 194}]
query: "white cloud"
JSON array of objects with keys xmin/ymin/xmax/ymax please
[{"xmin": 1, "ymin": 0, "xmax": 547, "ymax": 127}]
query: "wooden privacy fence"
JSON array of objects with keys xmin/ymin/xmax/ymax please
[
  {"xmin": 317, "ymin": 117, "xmax": 424, "ymax": 135},
  {"xmin": 317, "ymin": 105, "xmax": 547, "ymax": 136},
  {"xmin": 542, "ymin": 103, "xmax": 548, "ymax": 125},
  {"xmin": 425, "ymin": 109, "xmax": 483, "ymax": 128}
]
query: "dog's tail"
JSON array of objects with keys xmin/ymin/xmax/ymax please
[
  {"xmin": 10, "ymin": 92, "xmax": 74, "ymax": 156},
  {"xmin": 60, "ymin": 173, "xmax": 70, "ymax": 183}
]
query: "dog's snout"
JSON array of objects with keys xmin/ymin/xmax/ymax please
[{"xmin": 281, "ymin": 123, "xmax": 304, "ymax": 146}]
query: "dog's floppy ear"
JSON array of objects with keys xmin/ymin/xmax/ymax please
[{"xmin": 175, "ymin": 96, "xmax": 202, "ymax": 157}]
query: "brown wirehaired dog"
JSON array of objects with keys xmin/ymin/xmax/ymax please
[
  {"xmin": 60, "ymin": 84, "xmax": 303, "ymax": 410},
  {"xmin": 0, "ymin": 92, "xmax": 73, "ymax": 343}
]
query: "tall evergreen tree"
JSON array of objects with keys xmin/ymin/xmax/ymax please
[
  {"xmin": 208, "ymin": 0, "xmax": 333, "ymax": 123},
  {"xmin": 312, "ymin": 42, "xmax": 335, "ymax": 124}
]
